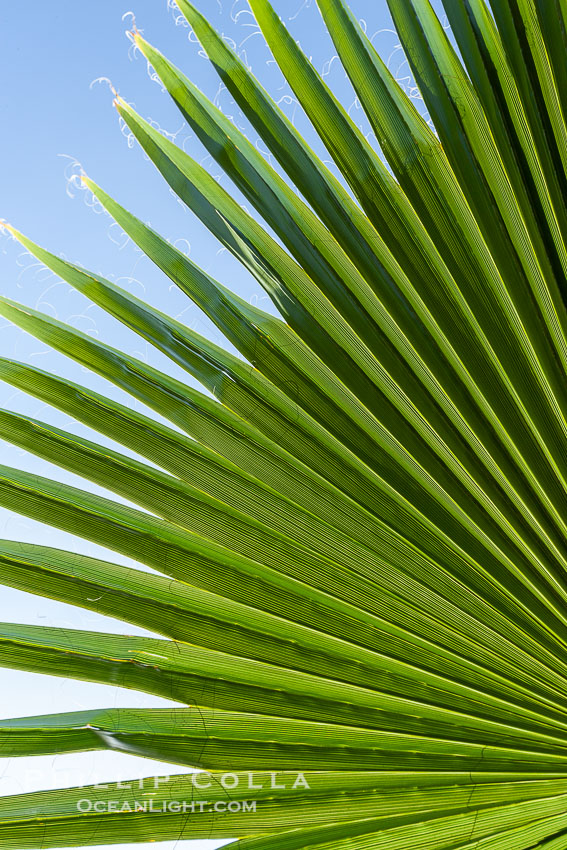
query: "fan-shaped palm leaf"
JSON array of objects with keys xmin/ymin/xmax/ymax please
[{"xmin": 1, "ymin": 0, "xmax": 567, "ymax": 846}]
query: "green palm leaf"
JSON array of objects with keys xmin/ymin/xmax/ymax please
[{"xmin": 2, "ymin": 0, "xmax": 567, "ymax": 846}]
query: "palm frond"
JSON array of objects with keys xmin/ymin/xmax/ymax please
[{"xmin": 2, "ymin": 0, "xmax": 567, "ymax": 846}]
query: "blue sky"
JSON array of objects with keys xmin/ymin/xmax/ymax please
[{"xmin": 0, "ymin": 2, "xmax": 401, "ymax": 848}]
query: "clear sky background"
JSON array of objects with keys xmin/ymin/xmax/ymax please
[{"xmin": 0, "ymin": 1, "xmax": 416, "ymax": 848}]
